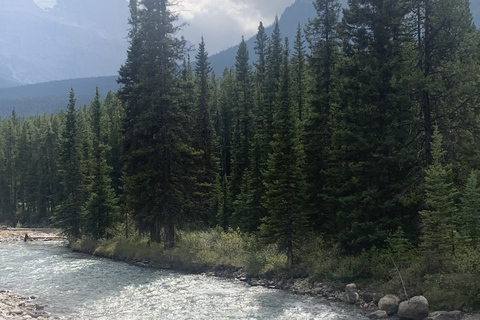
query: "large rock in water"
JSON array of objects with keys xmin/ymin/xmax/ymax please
[
  {"xmin": 426, "ymin": 311, "xmax": 463, "ymax": 320},
  {"xmin": 397, "ymin": 296, "xmax": 429, "ymax": 320},
  {"xmin": 378, "ymin": 294, "xmax": 401, "ymax": 315}
]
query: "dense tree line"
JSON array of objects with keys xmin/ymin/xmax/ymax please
[{"xmin": 1, "ymin": 0, "xmax": 480, "ymax": 266}]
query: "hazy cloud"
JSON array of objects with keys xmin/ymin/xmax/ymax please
[{"xmin": 32, "ymin": 0, "xmax": 296, "ymax": 54}]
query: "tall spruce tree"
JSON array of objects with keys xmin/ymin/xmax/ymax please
[
  {"xmin": 118, "ymin": 0, "xmax": 195, "ymax": 248},
  {"xmin": 194, "ymin": 37, "xmax": 217, "ymax": 224},
  {"xmin": 420, "ymin": 127, "xmax": 457, "ymax": 261},
  {"xmin": 324, "ymin": 0, "xmax": 418, "ymax": 251},
  {"xmin": 303, "ymin": 0, "xmax": 341, "ymax": 232},
  {"xmin": 410, "ymin": 0, "xmax": 478, "ymax": 165},
  {"xmin": 84, "ymin": 88, "xmax": 120, "ymax": 240},
  {"xmin": 229, "ymin": 38, "xmax": 255, "ymax": 230},
  {"xmin": 52, "ymin": 89, "xmax": 83, "ymax": 239},
  {"xmin": 261, "ymin": 38, "xmax": 308, "ymax": 269},
  {"xmin": 291, "ymin": 24, "xmax": 306, "ymax": 122}
]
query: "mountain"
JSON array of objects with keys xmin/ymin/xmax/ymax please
[
  {"xmin": 0, "ymin": 76, "xmax": 120, "ymax": 117},
  {"xmin": 0, "ymin": 0, "xmax": 129, "ymax": 86}
]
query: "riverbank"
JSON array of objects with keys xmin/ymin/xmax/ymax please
[
  {"xmin": 0, "ymin": 228, "xmax": 62, "ymax": 243},
  {"xmin": 0, "ymin": 229, "xmax": 61, "ymax": 319},
  {"xmin": 0, "ymin": 291, "xmax": 50, "ymax": 319}
]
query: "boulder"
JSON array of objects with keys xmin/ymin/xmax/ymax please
[
  {"xmin": 369, "ymin": 310, "xmax": 388, "ymax": 319},
  {"xmin": 346, "ymin": 283, "xmax": 357, "ymax": 293},
  {"xmin": 426, "ymin": 311, "xmax": 463, "ymax": 320},
  {"xmin": 397, "ymin": 296, "xmax": 429, "ymax": 320},
  {"xmin": 378, "ymin": 294, "xmax": 401, "ymax": 315},
  {"xmin": 343, "ymin": 292, "xmax": 359, "ymax": 305}
]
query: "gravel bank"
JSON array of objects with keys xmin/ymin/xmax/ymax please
[
  {"xmin": 0, "ymin": 229, "xmax": 61, "ymax": 319},
  {"xmin": 0, "ymin": 228, "xmax": 62, "ymax": 243},
  {"xmin": 0, "ymin": 291, "xmax": 50, "ymax": 319}
]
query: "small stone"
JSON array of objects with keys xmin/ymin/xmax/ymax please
[
  {"xmin": 10, "ymin": 308, "xmax": 24, "ymax": 315},
  {"xmin": 345, "ymin": 283, "xmax": 357, "ymax": 293},
  {"xmin": 426, "ymin": 310, "xmax": 463, "ymax": 320},
  {"xmin": 343, "ymin": 292, "xmax": 359, "ymax": 305},
  {"xmin": 369, "ymin": 310, "xmax": 388, "ymax": 319}
]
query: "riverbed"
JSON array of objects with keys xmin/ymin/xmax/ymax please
[{"xmin": 0, "ymin": 242, "xmax": 370, "ymax": 319}]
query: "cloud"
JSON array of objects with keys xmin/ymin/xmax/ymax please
[
  {"xmin": 176, "ymin": 0, "xmax": 295, "ymax": 53},
  {"xmin": 31, "ymin": 0, "xmax": 297, "ymax": 54},
  {"xmin": 32, "ymin": 0, "xmax": 57, "ymax": 9}
]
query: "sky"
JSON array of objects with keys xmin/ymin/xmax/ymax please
[{"xmin": 32, "ymin": 0, "xmax": 298, "ymax": 54}]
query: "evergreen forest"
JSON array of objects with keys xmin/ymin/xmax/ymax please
[{"xmin": 1, "ymin": 0, "xmax": 480, "ymax": 310}]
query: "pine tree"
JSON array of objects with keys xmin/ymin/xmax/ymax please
[
  {"xmin": 303, "ymin": 0, "xmax": 341, "ymax": 233},
  {"xmin": 216, "ymin": 68, "xmax": 236, "ymax": 229},
  {"xmin": 229, "ymin": 37, "xmax": 255, "ymax": 229},
  {"xmin": 420, "ymin": 127, "xmax": 457, "ymax": 259},
  {"xmin": 291, "ymin": 24, "xmax": 306, "ymax": 121},
  {"xmin": 322, "ymin": 0, "xmax": 419, "ymax": 251},
  {"xmin": 410, "ymin": 0, "xmax": 478, "ymax": 164},
  {"xmin": 261, "ymin": 38, "xmax": 308, "ymax": 269},
  {"xmin": 52, "ymin": 89, "xmax": 84, "ymax": 239},
  {"xmin": 84, "ymin": 88, "xmax": 120, "ymax": 240},
  {"xmin": 194, "ymin": 37, "xmax": 218, "ymax": 224},
  {"xmin": 118, "ymin": 0, "xmax": 195, "ymax": 248}
]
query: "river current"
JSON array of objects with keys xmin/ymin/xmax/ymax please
[{"xmin": 0, "ymin": 242, "xmax": 368, "ymax": 319}]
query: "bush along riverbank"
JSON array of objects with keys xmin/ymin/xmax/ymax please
[{"xmin": 70, "ymin": 228, "xmax": 480, "ymax": 319}]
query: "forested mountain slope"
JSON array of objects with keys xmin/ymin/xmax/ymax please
[{"xmin": 0, "ymin": 76, "xmax": 119, "ymax": 117}]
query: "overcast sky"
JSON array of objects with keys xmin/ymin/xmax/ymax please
[{"xmin": 32, "ymin": 0, "xmax": 297, "ymax": 54}]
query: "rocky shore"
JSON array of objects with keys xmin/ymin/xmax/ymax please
[
  {"xmin": 0, "ymin": 228, "xmax": 60, "ymax": 319},
  {"xmin": 0, "ymin": 228, "xmax": 62, "ymax": 243},
  {"xmin": 0, "ymin": 291, "xmax": 50, "ymax": 319}
]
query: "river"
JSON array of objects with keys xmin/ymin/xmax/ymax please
[{"xmin": 0, "ymin": 242, "xmax": 369, "ymax": 319}]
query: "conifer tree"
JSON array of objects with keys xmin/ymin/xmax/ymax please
[
  {"xmin": 229, "ymin": 38, "xmax": 255, "ymax": 229},
  {"xmin": 118, "ymin": 0, "xmax": 195, "ymax": 248},
  {"xmin": 84, "ymin": 88, "xmax": 120, "ymax": 240},
  {"xmin": 303, "ymin": 0, "xmax": 341, "ymax": 232},
  {"xmin": 291, "ymin": 24, "xmax": 306, "ymax": 121},
  {"xmin": 323, "ymin": 0, "xmax": 418, "ymax": 251},
  {"xmin": 420, "ymin": 127, "xmax": 457, "ymax": 258},
  {"xmin": 261, "ymin": 38, "xmax": 308, "ymax": 269},
  {"xmin": 216, "ymin": 68, "xmax": 236, "ymax": 229},
  {"xmin": 52, "ymin": 89, "xmax": 84, "ymax": 239},
  {"xmin": 194, "ymin": 37, "xmax": 218, "ymax": 224},
  {"xmin": 410, "ymin": 0, "xmax": 478, "ymax": 164}
]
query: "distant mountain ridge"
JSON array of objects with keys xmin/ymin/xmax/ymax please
[
  {"xmin": 0, "ymin": 76, "xmax": 120, "ymax": 117},
  {"xmin": 0, "ymin": 0, "xmax": 129, "ymax": 86}
]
